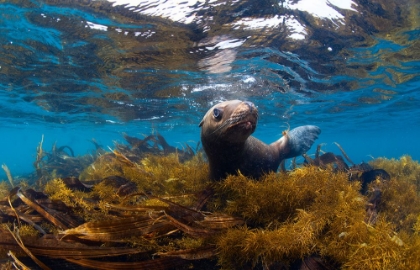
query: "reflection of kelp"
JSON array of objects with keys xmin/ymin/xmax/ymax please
[
  {"xmin": 52, "ymin": 0, "xmax": 420, "ymax": 92},
  {"xmin": 2, "ymin": 0, "xmax": 419, "ymax": 123},
  {"xmin": 1, "ymin": 136, "xmax": 420, "ymax": 269}
]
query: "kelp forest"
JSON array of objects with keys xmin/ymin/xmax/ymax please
[{"xmin": 0, "ymin": 133, "xmax": 419, "ymax": 269}]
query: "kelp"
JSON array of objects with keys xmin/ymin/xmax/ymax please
[
  {"xmin": 79, "ymin": 152, "xmax": 210, "ymax": 205},
  {"xmin": 1, "ymin": 164, "xmax": 14, "ymax": 188},
  {"xmin": 0, "ymin": 134, "xmax": 419, "ymax": 269},
  {"xmin": 214, "ymin": 168, "xmax": 365, "ymax": 268},
  {"xmin": 214, "ymin": 166, "xmax": 420, "ymax": 269},
  {"xmin": 0, "ymin": 226, "xmax": 150, "ymax": 259},
  {"xmin": 213, "ymin": 167, "xmax": 364, "ymax": 226},
  {"xmin": 0, "ymin": 180, "xmax": 231, "ymax": 269},
  {"xmin": 368, "ymin": 155, "xmax": 420, "ymax": 232},
  {"xmin": 64, "ymin": 257, "xmax": 186, "ymax": 270},
  {"xmin": 32, "ymin": 132, "xmax": 196, "ymax": 186},
  {"xmin": 369, "ymin": 154, "xmax": 420, "ymax": 190},
  {"xmin": 60, "ymin": 214, "xmax": 172, "ymax": 242},
  {"xmin": 32, "ymin": 135, "xmax": 98, "ymax": 188}
]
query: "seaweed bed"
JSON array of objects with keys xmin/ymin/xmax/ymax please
[{"xmin": 0, "ymin": 133, "xmax": 419, "ymax": 270}]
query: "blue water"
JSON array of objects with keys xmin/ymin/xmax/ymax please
[{"xmin": 1, "ymin": 0, "xmax": 419, "ymax": 179}]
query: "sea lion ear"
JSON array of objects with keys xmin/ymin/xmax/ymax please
[{"xmin": 199, "ymin": 119, "xmax": 204, "ymax": 127}]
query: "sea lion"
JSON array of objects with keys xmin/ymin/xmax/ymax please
[{"xmin": 199, "ymin": 100, "xmax": 321, "ymax": 180}]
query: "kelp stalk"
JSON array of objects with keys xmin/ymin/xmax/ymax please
[
  {"xmin": 2, "ymin": 163, "xmax": 14, "ymax": 188},
  {"xmin": 6, "ymin": 225, "xmax": 51, "ymax": 270},
  {"xmin": 8, "ymin": 250, "xmax": 30, "ymax": 270},
  {"xmin": 34, "ymin": 134, "xmax": 45, "ymax": 178}
]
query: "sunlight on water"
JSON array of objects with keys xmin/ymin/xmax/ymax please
[{"xmin": 0, "ymin": 3, "xmax": 419, "ymax": 269}]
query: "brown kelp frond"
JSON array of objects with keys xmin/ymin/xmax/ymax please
[
  {"xmin": 8, "ymin": 250, "xmax": 30, "ymax": 270},
  {"xmin": 0, "ymin": 230, "xmax": 146, "ymax": 259},
  {"xmin": 313, "ymin": 141, "xmax": 362, "ymax": 168},
  {"xmin": 59, "ymin": 213, "xmax": 170, "ymax": 242},
  {"xmin": 195, "ymin": 214, "xmax": 244, "ymax": 229},
  {"xmin": 2, "ymin": 164, "xmax": 14, "ymax": 188},
  {"xmin": 193, "ymin": 186, "xmax": 215, "ymax": 211},
  {"xmin": 6, "ymin": 224, "xmax": 51, "ymax": 270},
  {"xmin": 315, "ymin": 143, "xmax": 326, "ymax": 158},
  {"xmin": 104, "ymin": 202, "xmax": 167, "ymax": 212},
  {"xmin": 164, "ymin": 212, "xmax": 217, "ymax": 238},
  {"xmin": 3, "ymin": 185, "xmax": 83, "ymax": 235},
  {"xmin": 111, "ymin": 148, "xmax": 136, "ymax": 167},
  {"xmin": 304, "ymin": 152, "xmax": 349, "ymax": 171},
  {"xmin": 65, "ymin": 257, "xmax": 185, "ymax": 270},
  {"xmin": 156, "ymin": 245, "xmax": 218, "ymax": 260},
  {"xmin": 10, "ymin": 187, "xmax": 71, "ymax": 230},
  {"xmin": 334, "ymin": 142, "xmax": 355, "ymax": 165},
  {"xmin": 1, "ymin": 202, "xmax": 47, "ymax": 235},
  {"xmin": 33, "ymin": 135, "xmax": 98, "ymax": 186},
  {"xmin": 61, "ymin": 176, "xmax": 94, "ymax": 192},
  {"xmin": 34, "ymin": 134, "xmax": 45, "ymax": 178},
  {"xmin": 120, "ymin": 132, "xmax": 196, "ymax": 163},
  {"xmin": 146, "ymin": 193, "xmax": 205, "ymax": 221}
]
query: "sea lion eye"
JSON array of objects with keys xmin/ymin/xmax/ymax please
[{"xmin": 213, "ymin": 108, "xmax": 222, "ymax": 119}]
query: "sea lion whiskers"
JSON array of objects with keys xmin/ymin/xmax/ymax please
[
  {"xmin": 200, "ymin": 100, "xmax": 320, "ymax": 180},
  {"xmin": 210, "ymin": 118, "xmax": 235, "ymax": 135},
  {"xmin": 210, "ymin": 112, "xmax": 254, "ymax": 135}
]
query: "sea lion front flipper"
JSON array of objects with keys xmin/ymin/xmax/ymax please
[{"xmin": 284, "ymin": 125, "xmax": 321, "ymax": 158}]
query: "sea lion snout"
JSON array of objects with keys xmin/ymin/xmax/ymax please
[
  {"xmin": 200, "ymin": 100, "xmax": 320, "ymax": 180},
  {"xmin": 200, "ymin": 100, "xmax": 257, "ymax": 143},
  {"xmin": 244, "ymin": 101, "xmax": 254, "ymax": 112},
  {"xmin": 229, "ymin": 101, "xmax": 258, "ymax": 133},
  {"xmin": 231, "ymin": 101, "xmax": 258, "ymax": 123}
]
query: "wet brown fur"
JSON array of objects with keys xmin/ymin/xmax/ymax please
[{"xmin": 199, "ymin": 100, "xmax": 292, "ymax": 180}]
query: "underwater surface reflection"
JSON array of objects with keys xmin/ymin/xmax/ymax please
[
  {"xmin": 0, "ymin": 0, "xmax": 419, "ymax": 177},
  {"xmin": 0, "ymin": 1, "xmax": 419, "ymax": 268}
]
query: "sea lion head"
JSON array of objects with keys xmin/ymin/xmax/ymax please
[{"xmin": 199, "ymin": 100, "xmax": 258, "ymax": 143}]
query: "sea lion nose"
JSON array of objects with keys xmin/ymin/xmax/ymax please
[{"xmin": 244, "ymin": 101, "xmax": 254, "ymax": 112}]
